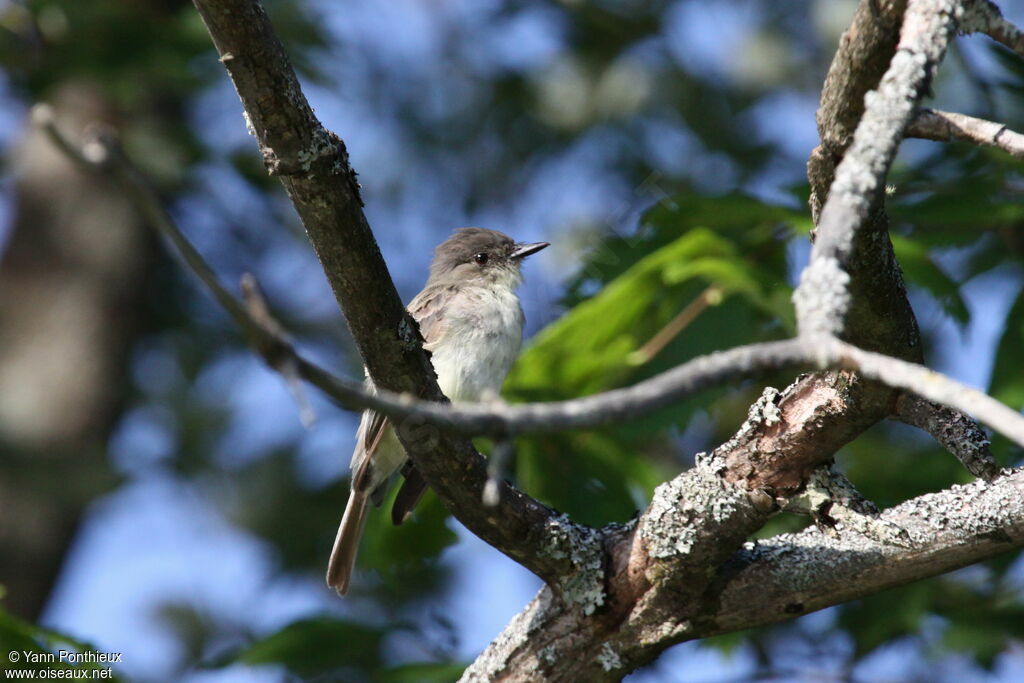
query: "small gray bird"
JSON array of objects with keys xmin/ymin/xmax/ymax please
[{"xmin": 327, "ymin": 228, "xmax": 549, "ymax": 595}]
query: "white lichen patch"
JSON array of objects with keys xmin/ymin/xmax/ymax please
[
  {"xmin": 640, "ymin": 459, "xmax": 749, "ymax": 560},
  {"xmin": 787, "ymin": 468, "xmax": 911, "ymax": 548},
  {"xmin": 596, "ymin": 642, "xmax": 622, "ymax": 672},
  {"xmin": 638, "ymin": 386, "xmax": 784, "ymax": 560},
  {"xmin": 793, "ymin": 257, "xmax": 851, "ymax": 339},
  {"xmin": 540, "ymin": 514, "xmax": 606, "ymax": 615},
  {"xmin": 242, "ymin": 110, "xmax": 256, "ymax": 137},
  {"xmin": 296, "ymin": 125, "xmax": 337, "ymax": 173},
  {"xmin": 760, "ymin": 392, "xmax": 782, "ymax": 426},
  {"xmin": 739, "ymin": 471, "xmax": 1024, "ymax": 596}
]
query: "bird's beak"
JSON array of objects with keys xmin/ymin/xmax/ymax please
[{"xmin": 510, "ymin": 241, "xmax": 550, "ymax": 260}]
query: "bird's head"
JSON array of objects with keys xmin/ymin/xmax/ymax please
[{"xmin": 427, "ymin": 228, "xmax": 548, "ymax": 289}]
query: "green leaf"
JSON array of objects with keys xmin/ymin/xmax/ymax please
[
  {"xmin": 227, "ymin": 616, "xmax": 383, "ymax": 677},
  {"xmin": 377, "ymin": 661, "xmax": 468, "ymax": 683},
  {"xmin": 502, "ymin": 193, "xmax": 800, "ymax": 522},
  {"xmin": 989, "ymin": 283, "xmax": 1024, "ymax": 410},
  {"xmin": 0, "ymin": 602, "xmax": 124, "ymax": 679}
]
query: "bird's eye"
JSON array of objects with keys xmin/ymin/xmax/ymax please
[{"xmin": 474, "ymin": 252, "xmax": 489, "ymax": 265}]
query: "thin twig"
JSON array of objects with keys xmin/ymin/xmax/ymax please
[
  {"xmin": 631, "ymin": 285, "xmax": 723, "ymax": 364},
  {"xmin": 906, "ymin": 107, "xmax": 1024, "ymax": 159},
  {"xmin": 241, "ymin": 273, "xmax": 316, "ymax": 427},
  {"xmin": 894, "ymin": 394, "xmax": 999, "ymax": 480},
  {"xmin": 35, "ymin": 105, "xmax": 1024, "ymax": 451},
  {"xmin": 832, "ymin": 338, "xmax": 1024, "ymax": 449},
  {"xmin": 962, "ymin": 0, "xmax": 1024, "ymax": 58}
]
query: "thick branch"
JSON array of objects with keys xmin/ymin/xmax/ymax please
[
  {"xmin": 468, "ymin": 468, "xmax": 1024, "ymax": 681},
  {"xmin": 712, "ymin": 467, "xmax": 1024, "ymax": 633},
  {"xmin": 906, "ymin": 107, "xmax": 1024, "ymax": 158}
]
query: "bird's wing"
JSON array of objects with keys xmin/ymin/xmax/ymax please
[
  {"xmin": 351, "ymin": 286, "xmax": 451, "ymax": 498},
  {"xmin": 386, "ymin": 285, "xmax": 452, "ymax": 521},
  {"xmin": 407, "ymin": 284, "xmax": 453, "ymax": 351},
  {"xmin": 350, "ymin": 398, "xmax": 388, "ymax": 494}
]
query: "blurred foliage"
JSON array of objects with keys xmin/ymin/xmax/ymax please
[
  {"xmin": 208, "ymin": 615, "xmax": 468, "ymax": 681},
  {"xmin": 504, "ymin": 194, "xmax": 804, "ymax": 524},
  {"xmin": 3, "ymin": 0, "xmax": 1024, "ymax": 681},
  {"xmin": 0, "ymin": 597, "xmax": 124, "ymax": 680}
]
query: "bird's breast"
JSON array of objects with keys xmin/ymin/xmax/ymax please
[{"xmin": 430, "ymin": 286, "xmax": 524, "ymax": 402}]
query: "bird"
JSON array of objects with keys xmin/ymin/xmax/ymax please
[{"xmin": 326, "ymin": 227, "xmax": 549, "ymax": 595}]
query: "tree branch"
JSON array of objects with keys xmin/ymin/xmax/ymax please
[
  {"xmin": 906, "ymin": 107, "xmax": 1024, "ymax": 158},
  {"xmin": 186, "ymin": 0, "xmax": 597, "ymax": 593},
  {"xmin": 466, "ymin": 468, "xmax": 1024, "ymax": 681},
  {"xmin": 711, "ymin": 467, "xmax": 1024, "ymax": 634},
  {"xmin": 962, "ymin": 0, "xmax": 1024, "ymax": 58},
  {"xmin": 809, "ymin": 0, "xmax": 908, "ymax": 222},
  {"xmin": 45, "ymin": 100, "xmax": 1024, "ymax": 457},
  {"xmin": 894, "ymin": 393, "xmax": 999, "ymax": 480},
  {"xmin": 800, "ymin": 0, "xmax": 928, "ymax": 473},
  {"xmin": 33, "ymin": 118, "xmax": 1024, "ymax": 462}
]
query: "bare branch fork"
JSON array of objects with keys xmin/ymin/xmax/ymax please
[
  {"xmin": 37, "ymin": 0, "xmax": 1024, "ymax": 678},
  {"xmin": 907, "ymin": 108, "xmax": 1024, "ymax": 158}
]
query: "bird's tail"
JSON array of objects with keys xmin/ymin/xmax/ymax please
[{"xmin": 326, "ymin": 489, "xmax": 369, "ymax": 596}]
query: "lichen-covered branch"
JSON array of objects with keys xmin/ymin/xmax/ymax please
[
  {"xmin": 894, "ymin": 393, "xmax": 999, "ymax": 480},
  {"xmin": 809, "ymin": 0, "xmax": 908, "ymax": 221},
  {"xmin": 906, "ymin": 107, "xmax": 1024, "ymax": 158},
  {"xmin": 795, "ymin": 0, "xmax": 959, "ymax": 339},
  {"xmin": 465, "ymin": 425, "xmax": 1024, "ymax": 681},
  {"xmin": 711, "ymin": 468, "xmax": 1024, "ymax": 634}
]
